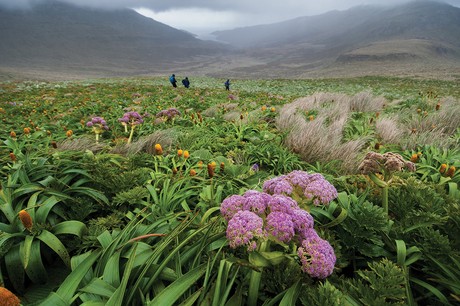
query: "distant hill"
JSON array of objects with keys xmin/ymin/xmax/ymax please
[
  {"xmin": 0, "ymin": 1, "xmax": 227, "ymax": 79},
  {"xmin": 211, "ymin": 1, "xmax": 460, "ymax": 79},
  {"xmin": 0, "ymin": 0, "xmax": 459, "ymax": 80}
]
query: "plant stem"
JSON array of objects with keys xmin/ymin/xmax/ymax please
[
  {"xmin": 382, "ymin": 185, "xmax": 389, "ymax": 217},
  {"xmin": 128, "ymin": 125, "xmax": 135, "ymax": 144},
  {"xmin": 248, "ymin": 240, "xmax": 269, "ymax": 306}
]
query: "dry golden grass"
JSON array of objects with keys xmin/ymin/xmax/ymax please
[{"xmin": 111, "ymin": 129, "xmax": 179, "ymax": 155}]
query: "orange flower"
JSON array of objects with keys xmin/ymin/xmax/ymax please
[
  {"xmin": 177, "ymin": 149, "xmax": 183, "ymax": 157},
  {"xmin": 9, "ymin": 152, "xmax": 16, "ymax": 162},
  {"xmin": 183, "ymin": 150, "xmax": 190, "ymax": 159},
  {"xmin": 410, "ymin": 153, "xmax": 418, "ymax": 163},
  {"xmin": 270, "ymin": 107, "xmax": 276, "ymax": 112},
  {"xmin": 0, "ymin": 286, "xmax": 21, "ymax": 306},
  {"xmin": 207, "ymin": 163, "xmax": 215, "ymax": 178},
  {"xmin": 154, "ymin": 143, "xmax": 163, "ymax": 155},
  {"xmin": 10, "ymin": 131, "xmax": 16, "ymax": 138},
  {"xmin": 190, "ymin": 169, "xmax": 197, "ymax": 176},
  {"xmin": 19, "ymin": 210, "xmax": 33, "ymax": 231},
  {"xmin": 446, "ymin": 166, "xmax": 456, "ymax": 178},
  {"xmin": 66, "ymin": 130, "xmax": 73, "ymax": 137},
  {"xmin": 309, "ymin": 115, "xmax": 314, "ymax": 121},
  {"xmin": 439, "ymin": 164, "xmax": 447, "ymax": 174},
  {"xmin": 261, "ymin": 105, "xmax": 267, "ymax": 111},
  {"xmin": 210, "ymin": 161, "xmax": 217, "ymax": 170},
  {"xmin": 23, "ymin": 127, "xmax": 31, "ymax": 135}
]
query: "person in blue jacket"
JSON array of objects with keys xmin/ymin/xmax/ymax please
[
  {"xmin": 224, "ymin": 79, "xmax": 230, "ymax": 90},
  {"xmin": 182, "ymin": 77, "xmax": 190, "ymax": 88},
  {"xmin": 169, "ymin": 74, "xmax": 177, "ymax": 87}
]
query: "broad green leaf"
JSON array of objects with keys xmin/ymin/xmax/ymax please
[
  {"xmin": 22, "ymin": 240, "xmax": 47, "ymax": 284},
  {"xmin": 37, "ymin": 230, "xmax": 71, "ymax": 267},
  {"xmin": 52, "ymin": 220, "xmax": 87, "ymax": 237},
  {"xmin": 80, "ymin": 278, "xmax": 117, "ymax": 299},
  {"xmin": 35, "ymin": 196, "xmax": 61, "ymax": 223}
]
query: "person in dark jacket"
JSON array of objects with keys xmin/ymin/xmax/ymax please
[
  {"xmin": 224, "ymin": 79, "xmax": 230, "ymax": 90},
  {"xmin": 169, "ymin": 74, "xmax": 177, "ymax": 88},
  {"xmin": 182, "ymin": 77, "xmax": 190, "ymax": 88}
]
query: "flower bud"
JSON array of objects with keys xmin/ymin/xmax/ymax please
[
  {"xmin": 10, "ymin": 131, "xmax": 16, "ymax": 138},
  {"xmin": 177, "ymin": 149, "xmax": 183, "ymax": 157},
  {"xmin": 183, "ymin": 150, "xmax": 190, "ymax": 159},
  {"xmin": 66, "ymin": 130, "xmax": 73, "ymax": 137},
  {"xmin": 19, "ymin": 210, "xmax": 33, "ymax": 231},
  {"xmin": 446, "ymin": 166, "xmax": 456, "ymax": 178},
  {"xmin": 439, "ymin": 164, "xmax": 447, "ymax": 174},
  {"xmin": 154, "ymin": 144, "xmax": 163, "ymax": 155},
  {"xmin": 410, "ymin": 153, "xmax": 418, "ymax": 163}
]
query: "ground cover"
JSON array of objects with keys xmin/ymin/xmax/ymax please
[{"xmin": 0, "ymin": 76, "xmax": 459, "ymax": 305}]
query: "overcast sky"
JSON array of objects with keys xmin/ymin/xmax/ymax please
[{"xmin": 2, "ymin": 0, "xmax": 460, "ymax": 37}]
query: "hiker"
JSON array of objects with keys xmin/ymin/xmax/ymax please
[
  {"xmin": 182, "ymin": 77, "xmax": 190, "ymax": 88},
  {"xmin": 169, "ymin": 74, "xmax": 177, "ymax": 88},
  {"xmin": 224, "ymin": 79, "xmax": 230, "ymax": 90}
]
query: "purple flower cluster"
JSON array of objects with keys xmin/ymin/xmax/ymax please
[
  {"xmin": 263, "ymin": 170, "xmax": 338, "ymax": 206},
  {"xmin": 222, "ymin": 173, "xmax": 338, "ymax": 279},
  {"xmin": 118, "ymin": 111, "xmax": 144, "ymax": 125},
  {"xmin": 156, "ymin": 108, "xmax": 181, "ymax": 120},
  {"xmin": 298, "ymin": 233, "xmax": 336, "ymax": 279},
  {"xmin": 86, "ymin": 116, "xmax": 109, "ymax": 130}
]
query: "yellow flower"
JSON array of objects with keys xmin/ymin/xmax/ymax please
[
  {"xmin": 261, "ymin": 105, "xmax": 267, "ymax": 111},
  {"xmin": 0, "ymin": 286, "xmax": 21, "ymax": 306},
  {"xmin": 66, "ymin": 130, "xmax": 73, "ymax": 137},
  {"xmin": 19, "ymin": 209, "xmax": 33, "ymax": 231},
  {"xmin": 410, "ymin": 154, "xmax": 418, "ymax": 163},
  {"xmin": 183, "ymin": 150, "xmax": 190, "ymax": 159},
  {"xmin": 270, "ymin": 107, "xmax": 276, "ymax": 112},
  {"xmin": 177, "ymin": 149, "xmax": 183, "ymax": 157},
  {"xmin": 309, "ymin": 115, "xmax": 314, "ymax": 121},
  {"xmin": 154, "ymin": 144, "xmax": 163, "ymax": 155}
]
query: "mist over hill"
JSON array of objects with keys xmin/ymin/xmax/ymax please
[{"xmin": 1, "ymin": 0, "xmax": 460, "ymax": 80}]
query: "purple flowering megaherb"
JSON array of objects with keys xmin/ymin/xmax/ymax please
[
  {"xmin": 303, "ymin": 178, "xmax": 338, "ymax": 206},
  {"xmin": 267, "ymin": 195, "xmax": 299, "ymax": 214},
  {"xmin": 242, "ymin": 190, "xmax": 271, "ymax": 216},
  {"xmin": 226, "ymin": 211, "xmax": 264, "ymax": 251},
  {"xmin": 118, "ymin": 111, "xmax": 144, "ymax": 125},
  {"xmin": 86, "ymin": 116, "xmax": 109, "ymax": 130},
  {"xmin": 298, "ymin": 234, "xmax": 336, "ymax": 279},
  {"xmin": 156, "ymin": 108, "xmax": 181, "ymax": 120},
  {"xmin": 264, "ymin": 171, "xmax": 338, "ymax": 207},
  {"xmin": 291, "ymin": 209, "xmax": 314, "ymax": 239},
  {"xmin": 266, "ymin": 212, "xmax": 295, "ymax": 243},
  {"xmin": 221, "ymin": 195, "xmax": 247, "ymax": 221},
  {"xmin": 263, "ymin": 176, "xmax": 294, "ymax": 195}
]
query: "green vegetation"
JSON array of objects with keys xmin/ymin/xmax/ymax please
[{"xmin": 0, "ymin": 76, "xmax": 459, "ymax": 305}]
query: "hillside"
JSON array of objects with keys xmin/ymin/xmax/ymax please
[
  {"xmin": 0, "ymin": 0, "xmax": 459, "ymax": 80},
  {"xmin": 211, "ymin": 1, "xmax": 460, "ymax": 79},
  {"xmin": 0, "ymin": 1, "xmax": 228, "ymax": 79}
]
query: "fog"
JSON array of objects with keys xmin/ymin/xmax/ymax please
[{"xmin": 1, "ymin": 0, "xmax": 460, "ymax": 36}]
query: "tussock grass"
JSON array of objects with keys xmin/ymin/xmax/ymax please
[
  {"xmin": 111, "ymin": 129, "xmax": 179, "ymax": 155},
  {"xmin": 57, "ymin": 136, "xmax": 105, "ymax": 152},
  {"xmin": 375, "ymin": 117, "xmax": 405, "ymax": 145},
  {"xmin": 277, "ymin": 92, "xmax": 383, "ymax": 173}
]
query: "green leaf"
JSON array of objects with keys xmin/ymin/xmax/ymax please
[
  {"xmin": 21, "ymin": 235, "xmax": 34, "ymax": 269},
  {"xmin": 410, "ymin": 277, "xmax": 449, "ymax": 304},
  {"xmin": 80, "ymin": 278, "xmax": 117, "ymax": 299},
  {"xmin": 48, "ymin": 250, "xmax": 101, "ymax": 303},
  {"xmin": 147, "ymin": 264, "xmax": 207, "ymax": 306},
  {"xmin": 35, "ymin": 196, "xmax": 61, "ymax": 224},
  {"xmin": 5, "ymin": 244, "xmax": 25, "ymax": 293},
  {"xmin": 279, "ymin": 280, "xmax": 301, "ymax": 306},
  {"xmin": 37, "ymin": 230, "xmax": 71, "ymax": 267},
  {"xmin": 249, "ymin": 251, "xmax": 270, "ymax": 267},
  {"xmin": 52, "ymin": 220, "xmax": 87, "ymax": 237},
  {"xmin": 103, "ymin": 252, "xmax": 121, "ymax": 288},
  {"xmin": 22, "ymin": 239, "xmax": 48, "ymax": 284}
]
